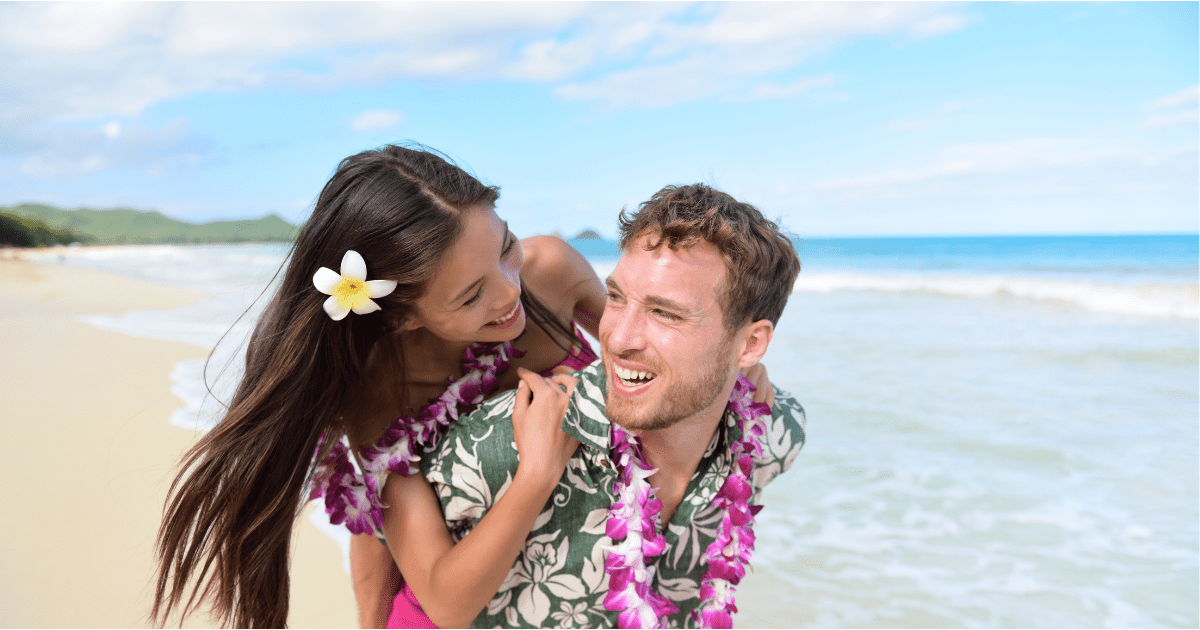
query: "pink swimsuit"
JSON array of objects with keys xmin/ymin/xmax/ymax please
[{"xmin": 386, "ymin": 327, "xmax": 597, "ymax": 629}]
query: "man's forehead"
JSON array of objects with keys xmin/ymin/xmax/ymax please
[{"xmin": 609, "ymin": 239, "xmax": 725, "ymax": 307}]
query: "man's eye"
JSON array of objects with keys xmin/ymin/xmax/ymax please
[
  {"xmin": 653, "ymin": 309, "xmax": 680, "ymax": 321},
  {"xmin": 501, "ymin": 233, "xmax": 517, "ymax": 257}
]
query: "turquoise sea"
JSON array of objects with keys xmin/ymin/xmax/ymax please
[{"xmin": 38, "ymin": 234, "xmax": 1199, "ymax": 628}]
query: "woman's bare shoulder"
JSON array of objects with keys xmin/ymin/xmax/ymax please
[{"xmin": 520, "ymin": 235, "xmax": 594, "ymax": 300}]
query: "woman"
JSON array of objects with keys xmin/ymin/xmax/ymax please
[{"xmin": 152, "ymin": 144, "xmax": 606, "ymax": 628}]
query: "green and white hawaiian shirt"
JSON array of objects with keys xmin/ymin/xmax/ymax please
[{"xmin": 423, "ymin": 360, "xmax": 806, "ymax": 628}]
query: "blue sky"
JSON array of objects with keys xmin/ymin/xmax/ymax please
[{"xmin": 1, "ymin": 1, "xmax": 1196, "ymax": 238}]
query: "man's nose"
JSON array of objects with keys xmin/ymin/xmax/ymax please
[{"xmin": 603, "ymin": 306, "xmax": 645, "ymax": 355}]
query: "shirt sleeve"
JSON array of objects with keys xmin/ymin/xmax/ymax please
[
  {"xmin": 751, "ymin": 386, "xmax": 806, "ymax": 492},
  {"xmin": 422, "ymin": 389, "xmax": 522, "ymax": 541}
]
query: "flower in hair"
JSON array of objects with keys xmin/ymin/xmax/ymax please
[{"xmin": 312, "ymin": 250, "xmax": 397, "ymax": 321}]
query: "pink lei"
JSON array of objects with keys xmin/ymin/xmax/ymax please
[
  {"xmin": 604, "ymin": 375, "xmax": 771, "ymax": 629},
  {"xmin": 309, "ymin": 340, "xmax": 523, "ymax": 534}
]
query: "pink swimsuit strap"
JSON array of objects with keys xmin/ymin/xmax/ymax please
[{"xmin": 540, "ymin": 324, "xmax": 598, "ymax": 377}]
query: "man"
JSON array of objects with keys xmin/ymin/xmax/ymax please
[{"xmin": 424, "ymin": 183, "xmax": 805, "ymax": 627}]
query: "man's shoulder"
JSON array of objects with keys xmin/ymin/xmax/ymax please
[
  {"xmin": 456, "ymin": 386, "xmax": 519, "ymax": 435},
  {"xmin": 750, "ymin": 385, "xmax": 806, "ymax": 490},
  {"xmin": 771, "ymin": 387, "xmax": 806, "ymax": 438},
  {"xmin": 423, "ymin": 388, "xmax": 520, "ymax": 481}
]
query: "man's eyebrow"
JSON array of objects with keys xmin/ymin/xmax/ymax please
[
  {"xmin": 607, "ymin": 277, "xmax": 698, "ymax": 315},
  {"xmin": 644, "ymin": 294, "xmax": 698, "ymax": 315}
]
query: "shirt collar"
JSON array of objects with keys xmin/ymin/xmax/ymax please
[{"xmin": 560, "ymin": 360, "xmax": 612, "ymax": 451}]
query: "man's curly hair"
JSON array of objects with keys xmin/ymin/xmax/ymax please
[{"xmin": 618, "ymin": 183, "xmax": 801, "ymax": 330}]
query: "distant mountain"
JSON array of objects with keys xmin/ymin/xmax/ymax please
[
  {"xmin": 0, "ymin": 211, "xmax": 90, "ymax": 247},
  {"xmin": 1, "ymin": 203, "xmax": 298, "ymax": 245},
  {"xmin": 571, "ymin": 229, "xmax": 603, "ymax": 240}
]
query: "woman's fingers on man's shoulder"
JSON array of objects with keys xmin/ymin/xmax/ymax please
[{"xmin": 548, "ymin": 373, "xmax": 579, "ymax": 395}]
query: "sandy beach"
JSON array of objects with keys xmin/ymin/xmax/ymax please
[{"xmin": 0, "ymin": 255, "xmax": 356, "ymax": 628}]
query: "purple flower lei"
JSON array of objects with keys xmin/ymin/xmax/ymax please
[
  {"xmin": 309, "ymin": 340, "xmax": 523, "ymax": 535},
  {"xmin": 603, "ymin": 375, "xmax": 771, "ymax": 629}
]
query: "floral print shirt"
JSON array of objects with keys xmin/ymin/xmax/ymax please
[{"xmin": 422, "ymin": 360, "xmax": 806, "ymax": 628}]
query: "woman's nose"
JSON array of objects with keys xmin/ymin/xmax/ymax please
[{"xmin": 497, "ymin": 264, "xmax": 521, "ymax": 305}]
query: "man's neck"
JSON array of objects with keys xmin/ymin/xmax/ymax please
[{"xmin": 637, "ymin": 375, "xmax": 737, "ymax": 525}]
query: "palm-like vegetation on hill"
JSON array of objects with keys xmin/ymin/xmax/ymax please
[
  {"xmin": 1, "ymin": 203, "xmax": 298, "ymax": 245},
  {"xmin": 0, "ymin": 211, "xmax": 90, "ymax": 247}
]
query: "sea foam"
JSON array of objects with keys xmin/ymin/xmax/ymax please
[{"xmin": 794, "ymin": 272, "xmax": 1199, "ymax": 318}]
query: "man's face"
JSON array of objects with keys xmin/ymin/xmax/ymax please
[{"xmin": 599, "ymin": 234, "xmax": 738, "ymax": 432}]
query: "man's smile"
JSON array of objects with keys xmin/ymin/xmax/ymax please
[{"xmin": 610, "ymin": 359, "xmax": 659, "ymax": 394}]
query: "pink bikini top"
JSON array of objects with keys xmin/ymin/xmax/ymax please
[{"xmin": 540, "ymin": 324, "xmax": 598, "ymax": 377}]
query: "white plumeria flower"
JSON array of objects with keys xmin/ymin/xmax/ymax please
[{"xmin": 312, "ymin": 250, "xmax": 397, "ymax": 321}]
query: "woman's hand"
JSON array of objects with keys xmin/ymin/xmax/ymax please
[
  {"xmin": 740, "ymin": 362, "xmax": 775, "ymax": 408},
  {"xmin": 512, "ymin": 367, "xmax": 580, "ymax": 485}
]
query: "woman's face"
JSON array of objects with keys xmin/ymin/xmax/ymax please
[{"xmin": 406, "ymin": 204, "xmax": 527, "ymax": 344}]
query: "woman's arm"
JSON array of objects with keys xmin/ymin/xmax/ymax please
[
  {"xmin": 350, "ymin": 534, "xmax": 400, "ymax": 628},
  {"xmin": 521, "ymin": 236, "xmax": 606, "ymax": 339},
  {"xmin": 380, "ymin": 369, "xmax": 580, "ymax": 628}
]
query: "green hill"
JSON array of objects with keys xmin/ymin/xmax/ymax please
[
  {"xmin": 1, "ymin": 203, "xmax": 298, "ymax": 245},
  {"xmin": 0, "ymin": 212, "xmax": 92, "ymax": 247}
]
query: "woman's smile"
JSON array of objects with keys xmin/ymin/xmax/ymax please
[{"xmin": 485, "ymin": 300, "xmax": 523, "ymax": 329}]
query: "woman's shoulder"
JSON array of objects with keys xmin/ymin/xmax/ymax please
[
  {"xmin": 521, "ymin": 236, "xmax": 598, "ymax": 301},
  {"xmin": 521, "ymin": 235, "xmax": 583, "ymax": 276}
]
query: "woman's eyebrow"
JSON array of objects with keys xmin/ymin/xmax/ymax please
[
  {"xmin": 450, "ymin": 279, "xmax": 482, "ymax": 305},
  {"xmin": 449, "ymin": 222, "xmax": 509, "ymax": 305}
]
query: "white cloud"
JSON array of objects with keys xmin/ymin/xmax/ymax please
[
  {"xmin": 554, "ymin": 3, "xmax": 973, "ymax": 111},
  {"xmin": 887, "ymin": 99, "xmax": 979, "ymax": 132},
  {"xmin": 1137, "ymin": 85, "xmax": 1199, "ymax": 129},
  {"xmin": 0, "ymin": 1, "xmax": 973, "ymax": 127},
  {"xmin": 17, "ymin": 118, "xmax": 218, "ymax": 177},
  {"xmin": 742, "ymin": 76, "xmax": 836, "ymax": 102},
  {"xmin": 349, "ymin": 110, "xmax": 404, "ymax": 133},
  {"xmin": 811, "ymin": 137, "xmax": 1197, "ymax": 202},
  {"xmin": 1138, "ymin": 110, "xmax": 1200, "ymax": 130},
  {"xmin": 1147, "ymin": 85, "xmax": 1199, "ymax": 111}
]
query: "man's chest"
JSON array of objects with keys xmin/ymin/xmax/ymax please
[{"xmin": 458, "ymin": 444, "xmax": 737, "ymax": 628}]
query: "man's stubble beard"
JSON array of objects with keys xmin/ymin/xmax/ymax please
[{"xmin": 605, "ymin": 336, "xmax": 735, "ymax": 432}]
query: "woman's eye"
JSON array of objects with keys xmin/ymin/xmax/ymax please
[
  {"xmin": 463, "ymin": 289, "xmax": 482, "ymax": 306},
  {"xmin": 501, "ymin": 235, "xmax": 516, "ymax": 257}
]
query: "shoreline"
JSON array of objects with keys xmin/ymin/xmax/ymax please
[{"xmin": 0, "ymin": 258, "xmax": 356, "ymax": 628}]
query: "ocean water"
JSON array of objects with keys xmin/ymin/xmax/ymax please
[{"xmin": 36, "ymin": 235, "xmax": 1198, "ymax": 628}]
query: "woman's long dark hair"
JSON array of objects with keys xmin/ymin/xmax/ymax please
[{"xmin": 152, "ymin": 144, "xmax": 574, "ymax": 628}]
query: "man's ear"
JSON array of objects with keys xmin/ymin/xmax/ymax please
[{"xmin": 735, "ymin": 319, "xmax": 773, "ymax": 368}]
